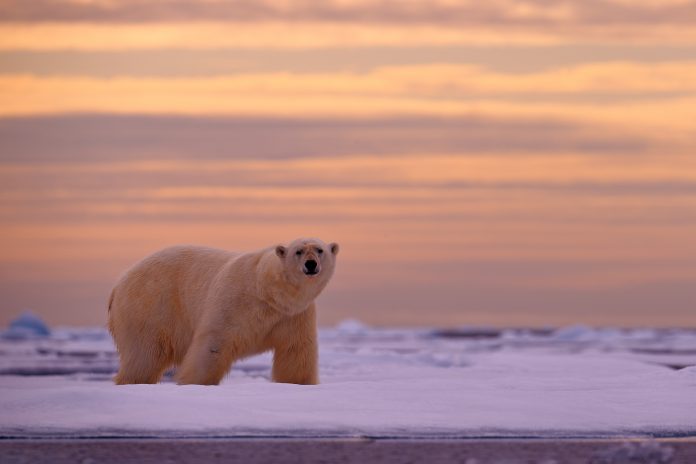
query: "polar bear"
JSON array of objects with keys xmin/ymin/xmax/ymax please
[{"xmin": 107, "ymin": 238, "xmax": 338, "ymax": 385}]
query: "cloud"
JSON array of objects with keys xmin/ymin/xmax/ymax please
[
  {"xmin": 2, "ymin": 19, "xmax": 696, "ymax": 53},
  {"xmin": 2, "ymin": 141, "xmax": 695, "ymax": 229},
  {"xmin": 1, "ymin": 0, "xmax": 696, "ymax": 26},
  {"xmin": 2, "ymin": 45, "xmax": 696, "ymax": 77},
  {"xmin": 0, "ymin": 22, "xmax": 569, "ymax": 51},
  {"xmin": 0, "ymin": 114, "xmax": 652, "ymax": 164},
  {"xmin": 10, "ymin": 60, "xmax": 696, "ymax": 94},
  {"xmin": 1, "ymin": 64, "xmax": 696, "ymax": 137}
]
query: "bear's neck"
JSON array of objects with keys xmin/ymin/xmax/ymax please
[{"xmin": 257, "ymin": 252, "xmax": 319, "ymax": 316}]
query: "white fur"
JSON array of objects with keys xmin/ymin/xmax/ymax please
[{"xmin": 108, "ymin": 238, "xmax": 338, "ymax": 385}]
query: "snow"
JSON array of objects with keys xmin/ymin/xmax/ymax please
[{"xmin": 1, "ymin": 322, "xmax": 696, "ymax": 439}]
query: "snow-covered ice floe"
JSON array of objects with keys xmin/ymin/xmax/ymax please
[{"xmin": 1, "ymin": 318, "xmax": 696, "ymax": 439}]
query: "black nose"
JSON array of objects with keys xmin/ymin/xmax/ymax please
[{"xmin": 305, "ymin": 260, "xmax": 317, "ymax": 272}]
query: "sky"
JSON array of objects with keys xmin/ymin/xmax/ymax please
[{"xmin": 1, "ymin": 0, "xmax": 695, "ymax": 328}]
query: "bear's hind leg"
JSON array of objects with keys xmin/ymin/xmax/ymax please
[
  {"xmin": 114, "ymin": 361, "xmax": 166, "ymax": 385},
  {"xmin": 113, "ymin": 334, "xmax": 173, "ymax": 385}
]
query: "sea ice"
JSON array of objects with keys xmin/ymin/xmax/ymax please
[{"xmin": 1, "ymin": 320, "xmax": 695, "ymax": 439}]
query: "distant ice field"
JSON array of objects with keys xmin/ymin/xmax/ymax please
[{"xmin": 1, "ymin": 319, "xmax": 696, "ymax": 439}]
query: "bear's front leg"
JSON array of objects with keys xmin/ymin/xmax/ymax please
[
  {"xmin": 270, "ymin": 305, "xmax": 319, "ymax": 385},
  {"xmin": 176, "ymin": 331, "xmax": 237, "ymax": 385}
]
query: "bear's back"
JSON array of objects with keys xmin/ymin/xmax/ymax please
[{"xmin": 114, "ymin": 245, "xmax": 241, "ymax": 303}]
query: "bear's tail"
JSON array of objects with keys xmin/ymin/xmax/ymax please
[
  {"xmin": 106, "ymin": 288, "xmax": 117, "ymax": 341},
  {"xmin": 107, "ymin": 288, "xmax": 115, "ymax": 313}
]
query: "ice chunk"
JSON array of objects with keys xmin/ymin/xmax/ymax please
[
  {"xmin": 335, "ymin": 319, "xmax": 370, "ymax": 336},
  {"xmin": 2, "ymin": 311, "xmax": 51, "ymax": 339},
  {"xmin": 591, "ymin": 440, "xmax": 674, "ymax": 464},
  {"xmin": 430, "ymin": 326, "xmax": 501, "ymax": 339},
  {"xmin": 551, "ymin": 325, "xmax": 599, "ymax": 341}
]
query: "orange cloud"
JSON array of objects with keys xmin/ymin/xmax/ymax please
[
  {"xmin": 0, "ymin": 22, "xmax": 565, "ymax": 51},
  {"xmin": 2, "ymin": 64, "xmax": 696, "ymax": 136},
  {"xmin": 2, "ymin": 19, "xmax": 696, "ymax": 53},
  {"xmin": 3, "ymin": 154, "xmax": 696, "ymax": 187},
  {"xmin": 2, "ymin": 0, "xmax": 696, "ymax": 28}
]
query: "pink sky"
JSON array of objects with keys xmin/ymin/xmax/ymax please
[{"xmin": 1, "ymin": 0, "xmax": 695, "ymax": 327}]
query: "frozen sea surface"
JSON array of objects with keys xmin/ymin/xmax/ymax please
[{"xmin": 1, "ymin": 320, "xmax": 696, "ymax": 439}]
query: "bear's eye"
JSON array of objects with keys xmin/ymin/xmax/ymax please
[
  {"xmin": 295, "ymin": 250, "xmax": 302, "ymax": 256},
  {"xmin": 317, "ymin": 248, "xmax": 323, "ymax": 254}
]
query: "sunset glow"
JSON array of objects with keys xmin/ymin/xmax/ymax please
[{"xmin": 1, "ymin": 0, "xmax": 695, "ymax": 327}]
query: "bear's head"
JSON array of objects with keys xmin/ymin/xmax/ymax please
[{"xmin": 275, "ymin": 238, "xmax": 339, "ymax": 287}]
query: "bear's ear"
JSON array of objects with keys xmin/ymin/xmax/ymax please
[
  {"xmin": 275, "ymin": 245, "xmax": 287, "ymax": 259},
  {"xmin": 329, "ymin": 242, "xmax": 339, "ymax": 255}
]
